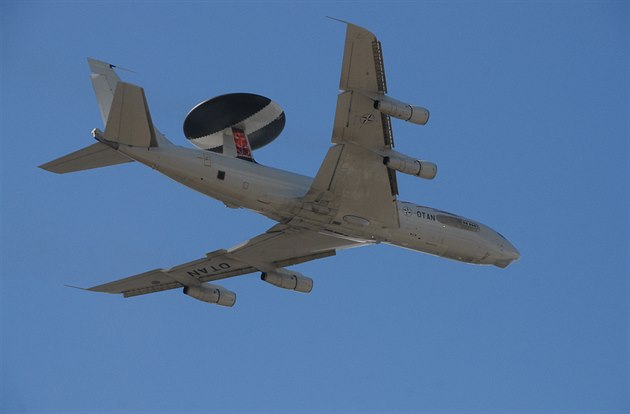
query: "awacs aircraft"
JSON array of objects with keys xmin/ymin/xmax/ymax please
[{"xmin": 41, "ymin": 22, "xmax": 519, "ymax": 307}]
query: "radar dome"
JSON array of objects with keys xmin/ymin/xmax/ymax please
[{"xmin": 183, "ymin": 93, "xmax": 285, "ymax": 152}]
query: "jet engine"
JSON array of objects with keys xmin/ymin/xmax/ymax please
[
  {"xmin": 384, "ymin": 155, "xmax": 437, "ymax": 180},
  {"xmin": 183, "ymin": 284, "xmax": 236, "ymax": 307},
  {"xmin": 373, "ymin": 95, "xmax": 429, "ymax": 125},
  {"xmin": 261, "ymin": 269, "xmax": 313, "ymax": 293}
]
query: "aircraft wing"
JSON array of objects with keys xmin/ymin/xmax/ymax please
[
  {"xmin": 301, "ymin": 22, "xmax": 399, "ymax": 229},
  {"xmin": 85, "ymin": 224, "xmax": 370, "ymax": 298}
]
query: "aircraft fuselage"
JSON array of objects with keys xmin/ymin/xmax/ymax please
[{"xmin": 121, "ymin": 145, "xmax": 520, "ymax": 268}]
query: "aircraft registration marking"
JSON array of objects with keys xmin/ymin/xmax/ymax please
[
  {"xmin": 187, "ymin": 263, "xmax": 231, "ymax": 277},
  {"xmin": 403, "ymin": 206, "xmax": 436, "ymax": 221},
  {"xmin": 416, "ymin": 211, "xmax": 436, "ymax": 221}
]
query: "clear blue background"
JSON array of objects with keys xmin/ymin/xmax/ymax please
[{"xmin": 2, "ymin": 1, "xmax": 628, "ymax": 413}]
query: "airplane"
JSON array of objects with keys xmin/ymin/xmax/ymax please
[{"xmin": 40, "ymin": 21, "xmax": 520, "ymax": 307}]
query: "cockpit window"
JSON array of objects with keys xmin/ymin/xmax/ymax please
[{"xmin": 436, "ymin": 215, "xmax": 480, "ymax": 232}]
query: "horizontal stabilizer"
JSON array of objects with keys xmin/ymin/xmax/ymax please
[
  {"xmin": 104, "ymin": 82, "xmax": 157, "ymax": 147},
  {"xmin": 39, "ymin": 142, "xmax": 133, "ymax": 174}
]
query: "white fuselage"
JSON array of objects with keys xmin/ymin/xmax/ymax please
[{"xmin": 121, "ymin": 145, "xmax": 519, "ymax": 268}]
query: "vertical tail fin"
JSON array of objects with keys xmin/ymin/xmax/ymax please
[
  {"xmin": 88, "ymin": 58, "xmax": 173, "ymax": 147},
  {"xmin": 103, "ymin": 82, "xmax": 157, "ymax": 148},
  {"xmin": 88, "ymin": 58, "xmax": 121, "ymax": 125},
  {"xmin": 40, "ymin": 80, "xmax": 157, "ymax": 174},
  {"xmin": 39, "ymin": 59, "xmax": 169, "ymax": 174}
]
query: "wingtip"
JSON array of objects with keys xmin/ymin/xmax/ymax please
[
  {"xmin": 325, "ymin": 17, "xmax": 372, "ymax": 35},
  {"xmin": 326, "ymin": 16, "xmax": 349, "ymax": 25},
  {"xmin": 64, "ymin": 284, "xmax": 89, "ymax": 291},
  {"xmin": 38, "ymin": 160, "xmax": 62, "ymax": 173}
]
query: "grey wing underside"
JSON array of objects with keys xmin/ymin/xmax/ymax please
[
  {"xmin": 300, "ymin": 22, "xmax": 399, "ymax": 230},
  {"xmin": 86, "ymin": 224, "xmax": 371, "ymax": 298}
]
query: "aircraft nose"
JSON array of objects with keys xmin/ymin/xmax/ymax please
[
  {"xmin": 506, "ymin": 245, "xmax": 520, "ymax": 261},
  {"xmin": 498, "ymin": 238, "xmax": 520, "ymax": 261},
  {"xmin": 491, "ymin": 236, "xmax": 520, "ymax": 268}
]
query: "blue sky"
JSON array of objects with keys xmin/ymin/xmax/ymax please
[{"xmin": 1, "ymin": 1, "xmax": 628, "ymax": 413}]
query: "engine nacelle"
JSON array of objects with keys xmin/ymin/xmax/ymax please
[
  {"xmin": 261, "ymin": 269, "xmax": 313, "ymax": 293},
  {"xmin": 384, "ymin": 155, "xmax": 437, "ymax": 180},
  {"xmin": 183, "ymin": 284, "xmax": 236, "ymax": 307},
  {"xmin": 374, "ymin": 95, "xmax": 429, "ymax": 125}
]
